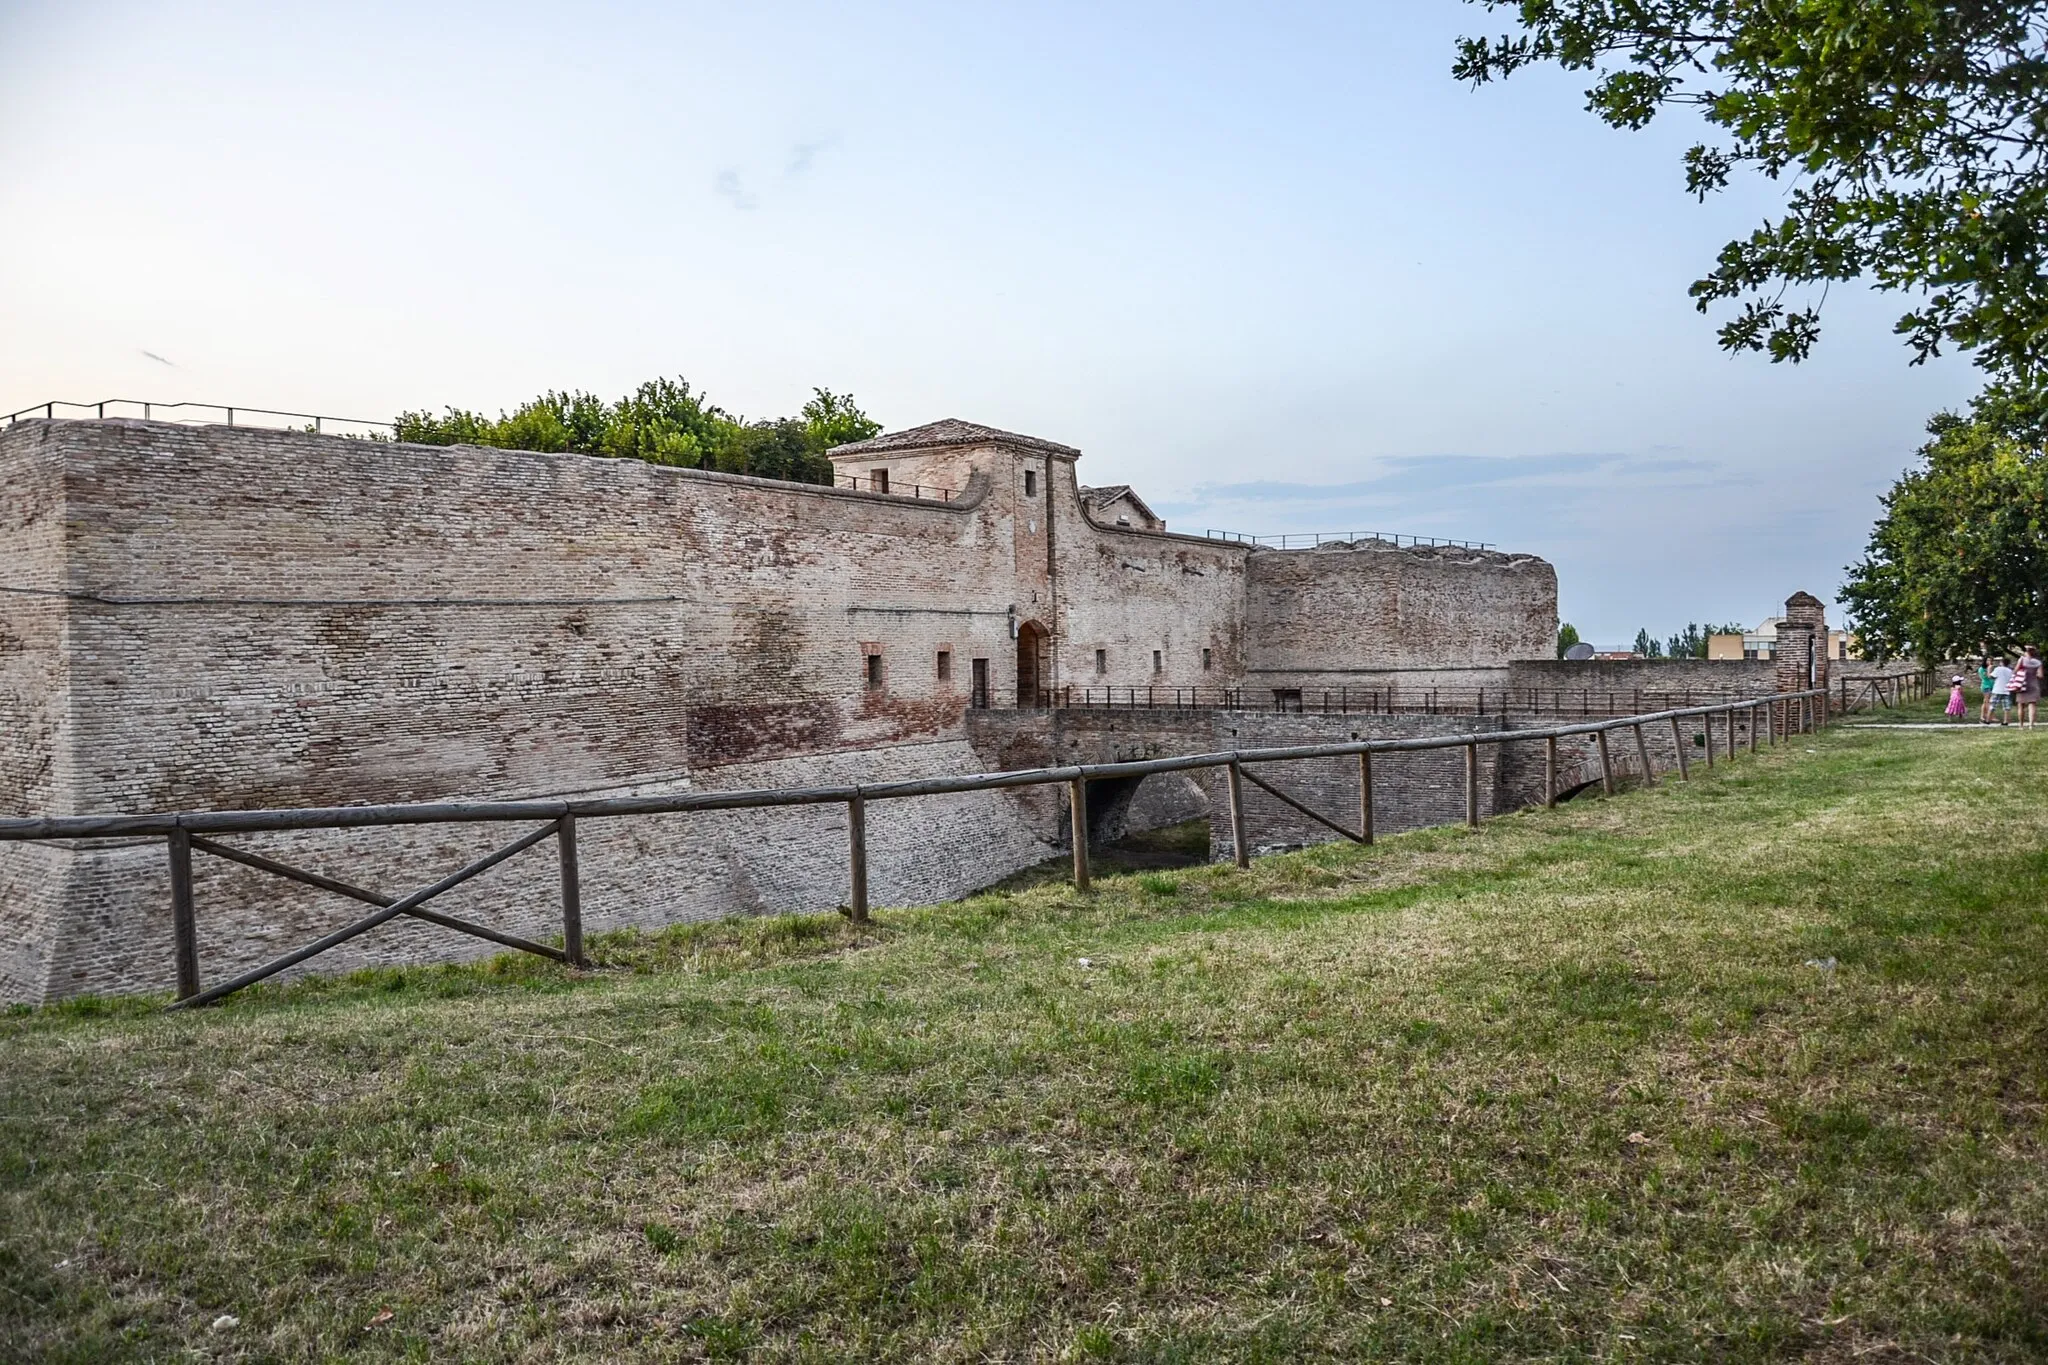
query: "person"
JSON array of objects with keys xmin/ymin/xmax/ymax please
[
  {"xmin": 1980, "ymin": 658, "xmax": 1997, "ymax": 723},
  {"xmin": 1990, "ymin": 656, "xmax": 2016, "ymax": 726},
  {"xmin": 2018, "ymin": 645, "xmax": 2043, "ymax": 729},
  {"xmin": 1948, "ymin": 675, "xmax": 1969, "ymax": 722}
]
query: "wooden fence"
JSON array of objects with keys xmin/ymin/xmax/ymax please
[{"xmin": 0, "ymin": 690, "xmax": 1834, "ymax": 1009}]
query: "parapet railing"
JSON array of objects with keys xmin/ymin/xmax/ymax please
[
  {"xmin": 1041, "ymin": 685, "xmax": 1781, "ymax": 716},
  {"xmin": 2, "ymin": 399, "xmax": 394, "ymax": 438},
  {"xmin": 0, "ymin": 688, "xmax": 1833, "ymax": 1011},
  {"xmin": 1203, "ymin": 529, "xmax": 1497, "ymax": 551},
  {"xmin": 834, "ymin": 473, "xmax": 956, "ymax": 501}
]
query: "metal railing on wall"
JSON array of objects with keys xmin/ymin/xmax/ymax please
[
  {"xmin": 834, "ymin": 473, "xmax": 956, "ymax": 501},
  {"xmin": 3, "ymin": 399, "xmax": 394, "ymax": 438},
  {"xmin": 1203, "ymin": 529, "xmax": 1497, "ymax": 551},
  {"xmin": 1041, "ymin": 685, "xmax": 1789, "ymax": 716},
  {"xmin": 0, "ymin": 688, "xmax": 1834, "ymax": 1010}
]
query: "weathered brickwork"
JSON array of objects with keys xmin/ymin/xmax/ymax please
[
  {"xmin": 2, "ymin": 416, "xmax": 1559, "ymax": 1002},
  {"xmin": 1246, "ymin": 542, "xmax": 1557, "ymax": 701}
]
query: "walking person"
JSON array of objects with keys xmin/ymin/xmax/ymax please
[
  {"xmin": 1979, "ymin": 658, "xmax": 1997, "ymax": 723},
  {"xmin": 1990, "ymin": 657, "xmax": 2017, "ymax": 726},
  {"xmin": 1947, "ymin": 675, "xmax": 1969, "ymax": 722},
  {"xmin": 2019, "ymin": 645, "xmax": 2043, "ymax": 729}
]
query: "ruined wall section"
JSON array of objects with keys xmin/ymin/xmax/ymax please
[{"xmin": 1245, "ymin": 543, "xmax": 1556, "ymax": 701}]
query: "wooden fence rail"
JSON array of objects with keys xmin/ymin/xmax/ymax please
[{"xmin": 0, "ymin": 689, "xmax": 1834, "ymax": 1008}]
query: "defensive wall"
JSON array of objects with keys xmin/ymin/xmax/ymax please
[{"xmin": 1, "ymin": 415, "xmax": 1557, "ymax": 1002}]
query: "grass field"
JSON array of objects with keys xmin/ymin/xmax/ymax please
[{"xmin": 4, "ymin": 724, "xmax": 2045, "ymax": 1361}]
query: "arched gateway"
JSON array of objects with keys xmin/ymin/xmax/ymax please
[{"xmin": 1016, "ymin": 620, "xmax": 1050, "ymax": 707}]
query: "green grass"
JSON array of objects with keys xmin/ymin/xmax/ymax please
[{"xmin": 4, "ymin": 727, "xmax": 2046, "ymax": 1361}]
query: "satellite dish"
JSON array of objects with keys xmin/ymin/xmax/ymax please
[{"xmin": 1564, "ymin": 642, "xmax": 1597, "ymax": 661}]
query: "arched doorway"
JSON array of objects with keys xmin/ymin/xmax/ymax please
[{"xmin": 1016, "ymin": 620, "xmax": 1050, "ymax": 707}]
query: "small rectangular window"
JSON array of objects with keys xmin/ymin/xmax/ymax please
[
  {"xmin": 1152, "ymin": 649, "xmax": 1162, "ymax": 674},
  {"xmin": 971, "ymin": 658, "xmax": 990, "ymax": 708},
  {"xmin": 1024, "ymin": 469, "xmax": 1037, "ymax": 497},
  {"xmin": 1202, "ymin": 647, "xmax": 1212, "ymax": 672},
  {"xmin": 870, "ymin": 468, "xmax": 889, "ymax": 493},
  {"xmin": 936, "ymin": 650, "xmax": 952, "ymax": 681},
  {"xmin": 866, "ymin": 654, "xmax": 883, "ymax": 688},
  {"xmin": 1095, "ymin": 648, "xmax": 1107, "ymax": 676}
]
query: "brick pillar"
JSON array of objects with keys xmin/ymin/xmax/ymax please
[{"xmin": 1776, "ymin": 591, "xmax": 1829, "ymax": 713}]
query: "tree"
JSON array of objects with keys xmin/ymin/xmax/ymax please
[
  {"xmin": 392, "ymin": 378, "xmax": 882, "ymax": 486},
  {"xmin": 1665, "ymin": 621, "xmax": 1746, "ymax": 659},
  {"xmin": 1556, "ymin": 621, "xmax": 1582, "ymax": 658},
  {"xmin": 1633, "ymin": 628, "xmax": 1664, "ymax": 658},
  {"xmin": 1841, "ymin": 396, "xmax": 2048, "ymax": 662},
  {"xmin": 1455, "ymin": 3, "xmax": 2048, "ymax": 389}
]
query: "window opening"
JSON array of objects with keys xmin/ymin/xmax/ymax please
[
  {"xmin": 1202, "ymin": 647, "xmax": 1212, "ymax": 672},
  {"xmin": 866, "ymin": 654, "xmax": 883, "ymax": 689},
  {"xmin": 1272, "ymin": 688, "xmax": 1303, "ymax": 713},
  {"xmin": 870, "ymin": 468, "xmax": 889, "ymax": 493},
  {"xmin": 936, "ymin": 650, "xmax": 952, "ymax": 681},
  {"xmin": 971, "ymin": 658, "xmax": 990, "ymax": 709},
  {"xmin": 1095, "ymin": 649, "xmax": 1107, "ymax": 676},
  {"xmin": 1024, "ymin": 469, "xmax": 1037, "ymax": 497},
  {"xmin": 1152, "ymin": 649, "xmax": 1162, "ymax": 674}
]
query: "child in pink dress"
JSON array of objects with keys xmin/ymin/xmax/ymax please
[{"xmin": 1947, "ymin": 676, "xmax": 1968, "ymax": 721}]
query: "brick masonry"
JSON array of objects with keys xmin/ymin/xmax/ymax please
[{"xmin": 1, "ymin": 417, "xmax": 1559, "ymax": 1002}]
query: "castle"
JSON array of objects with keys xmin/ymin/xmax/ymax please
[{"xmin": 0, "ymin": 415, "xmax": 1557, "ymax": 1003}]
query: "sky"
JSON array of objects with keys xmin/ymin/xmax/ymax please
[{"xmin": 0, "ymin": 0, "xmax": 1984, "ymax": 646}]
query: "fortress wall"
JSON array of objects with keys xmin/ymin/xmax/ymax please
[
  {"xmin": 29, "ymin": 420, "xmax": 1035, "ymax": 815},
  {"xmin": 1, "ymin": 418, "xmax": 1562, "ymax": 1003},
  {"xmin": 1050, "ymin": 460, "xmax": 1250, "ymax": 695},
  {"xmin": 0, "ymin": 426, "xmax": 74, "ymax": 1001},
  {"xmin": 1243, "ymin": 544, "xmax": 1556, "ymax": 698},
  {"xmin": 1505, "ymin": 658, "xmax": 1780, "ymax": 701},
  {"xmin": 0, "ymin": 423, "xmax": 69, "ymax": 814}
]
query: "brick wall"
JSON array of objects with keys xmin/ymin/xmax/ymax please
[
  {"xmin": 1245, "ymin": 541, "xmax": 1556, "ymax": 698},
  {"xmin": 0, "ymin": 418, "xmax": 1559, "ymax": 1002}
]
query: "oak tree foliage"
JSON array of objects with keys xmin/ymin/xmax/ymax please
[
  {"xmin": 1457, "ymin": 2, "xmax": 2048, "ymax": 387},
  {"xmin": 393, "ymin": 380, "xmax": 882, "ymax": 485}
]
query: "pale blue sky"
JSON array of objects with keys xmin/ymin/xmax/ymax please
[{"xmin": 0, "ymin": 1, "xmax": 1980, "ymax": 644}]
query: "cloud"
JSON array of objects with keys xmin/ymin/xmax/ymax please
[
  {"xmin": 785, "ymin": 140, "xmax": 827, "ymax": 176},
  {"xmin": 713, "ymin": 169, "xmax": 758, "ymax": 211},
  {"xmin": 140, "ymin": 348, "xmax": 176, "ymax": 366}
]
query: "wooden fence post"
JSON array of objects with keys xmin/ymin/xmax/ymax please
[
  {"xmin": 1595, "ymin": 729, "xmax": 1615, "ymax": 795},
  {"xmin": 1704, "ymin": 712, "xmax": 1716, "ymax": 768},
  {"xmin": 1544, "ymin": 735, "xmax": 1557, "ymax": 807},
  {"xmin": 1357, "ymin": 751, "xmax": 1374, "ymax": 845},
  {"xmin": 1465, "ymin": 742, "xmax": 1480, "ymax": 826},
  {"xmin": 1632, "ymin": 722, "xmax": 1656, "ymax": 788},
  {"xmin": 1068, "ymin": 778, "xmax": 1091, "ymax": 889},
  {"xmin": 557, "ymin": 814, "xmax": 587, "ymax": 965},
  {"xmin": 846, "ymin": 794, "xmax": 869, "ymax": 921},
  {"xmin": 167, "ymin": 825, "xmax": 199, "ymax": 1001},
  {"xmin": 1669, "ymin": 714, "xmax": 1689, "ymax": 780},
  {"xmin": 1750, "ymin": 702, "xmax": 1761, "ymax": 753},
  {"xmin": 1226, "ymin": 760, "xmax": 1251, "ymax": 868}
]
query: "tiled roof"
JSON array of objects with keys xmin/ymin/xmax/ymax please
[
  {"xmin": 827, "ymin": 418, "xmax": 1081, "ymax": 459},
  {"xmin": 1079, "ymin": 483, "xmax": 1160, "ymax": 524}
]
